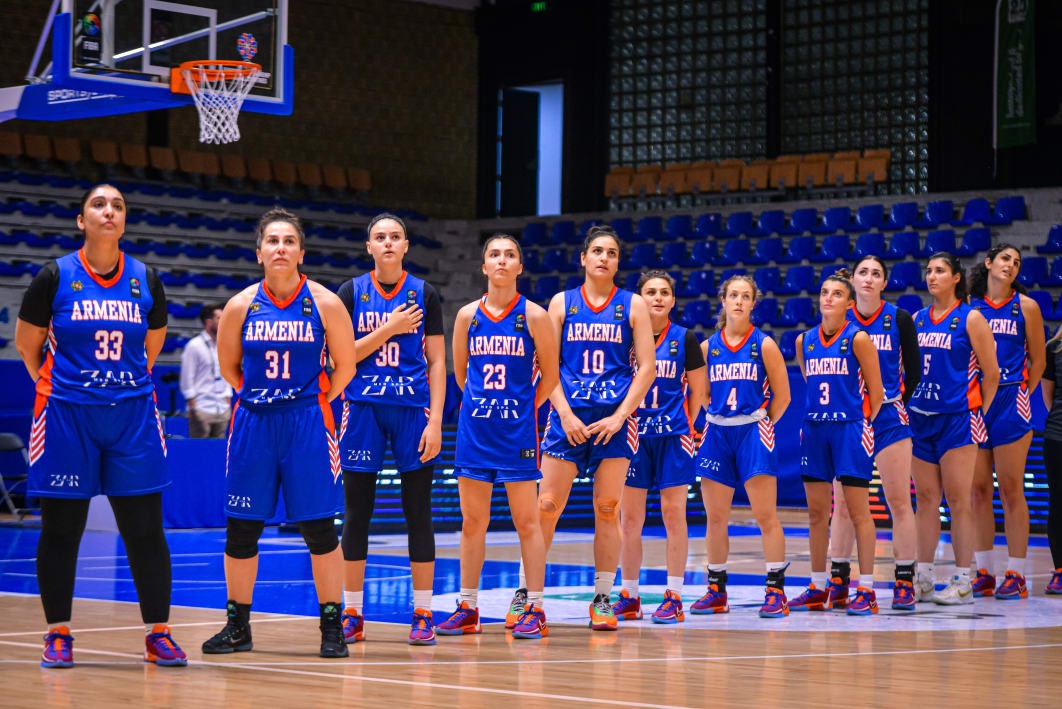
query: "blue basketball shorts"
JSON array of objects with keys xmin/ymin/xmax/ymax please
[
  {"xmin": 28, "ymin": 394, "xmax": 168, "ymax": 498},
  {"xmin": 873, "ymin": 400, "xmax": 913, "ymax": 452},
  {"xmin": 225, "ymin": 400, "xmax": 342, "ymax": 521},
  {"xmin": 626, "ymin": 434, "xmax": 697, "ymax": 490},
  {"xmin": 696, "ymin": 418, "xmax": 778, "ymax": 488},
  {"xmin": 979, "ymin": 384, "xmax": 1033, "ymax": 449},
  {"xmin": 453, "ymin": 466, "xmax": 542, "ymax": 484},
  {"xmin": 910, "ymin": 408, "xmax": 987, "ymax": 464},
  {"xmin": 339, "ymin": 401, "xmax": 439, "ymax": 473},
  {"xmin": 540, "ymin": 404, "xmax": 638, "ymax": 475},
  {"xmin": 800, "ymin": 419, "xmax": 875, "ymax": 483}
]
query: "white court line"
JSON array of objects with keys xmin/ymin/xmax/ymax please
[{"xmin": 0, "ymin": 615, "xmax": 307, "ymax": 638}]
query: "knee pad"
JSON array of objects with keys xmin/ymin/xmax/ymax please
[
  {"xmin": 299, "ymin": 517, "xmax": 340, "ymax": 556},
  {"xmin": 538, "ymin": 494, "xmax": 561, "ymax": 523},
  {"xmin": 595, "ymin": 498, "xmax": 620, "ymax": 522},
  {"xmin": 225, "ymin": 518, "xmax": 265, "ymax": 559}
]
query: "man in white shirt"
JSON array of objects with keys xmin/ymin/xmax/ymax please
[{"xmin": 180, "ymin": 304, "xmax": 230, "ymax": 438}]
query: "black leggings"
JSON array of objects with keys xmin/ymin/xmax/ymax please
[
  {"xmin": 37, "ymin": 493, "xmax": 172, "ymax": 625},
  {"xmin": 341, "ymin": 467, "xmax": 435, "ymax": 563},
  {"xmin": 1043, "ymin": 438, "xmax": 1062, "ymax": 568}
]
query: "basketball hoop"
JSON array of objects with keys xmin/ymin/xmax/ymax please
[{"xmin": 173, "ymin": 60, "xmax": 262, "ymax": 145}]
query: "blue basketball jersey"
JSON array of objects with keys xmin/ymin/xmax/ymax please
[
  {"xmin": 344, "ymin": 271, "xmax": 430, "ymax": 407},
  {"xmin": 40, "ymin": 251, "xmax": 156, "ymax": 404},
  {"xmin": 238, "ymin": 276, "xmax": 329, "ymax": 409},
  {"xmin": 637, "ymin": 321, "xmax": 692, "ymax": 437},
  {"xmin": 455, "ymin": 295, "xmax": 540, "ymax": 470},
  {"xmin": 559, "ymin": 286, "xmax": 635, "ymax": 408},
  {"xmin": 910, "ymin": 302, "xmax": 982, "ymax": 413},
  {"xmin": 848, "ymin": 301, "xmax": 904, "ymax": 402},
  {"xmin": 802, "ymin": 321, "xmax": 869, "ymax": 421},
  {"xmin": 970, "ymin": 292, "xmax": 1027, "ymax": 387},
  {"xmin": 705, "ymin": 326, "xmax": 771, "ymax": 420}
]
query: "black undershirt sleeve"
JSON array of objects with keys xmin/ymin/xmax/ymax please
[
  {"xmin": 18, "ymin": 261, "xmax": 60, "ymax": 327},
  {"xmin": 1045, "ymin": 345, "xmax": 1058, "ymax": 383},
  {"xmin": 336, "ymin": 279, "xmax": 355, "ymax": 318},
  {"xmin": 683, "ymin": 329, "xmax": 706, "ymax": 371},
  {"xmin": 145, "ymin": 267, "xmax": 167, "ymax": 330},
  {"xmin": 896, "ymin": 308, "xmax": 921, "ymax": 404},
  {"xmin": 422, "ymin": 283, "xmax": 444, "ymax": 337}
]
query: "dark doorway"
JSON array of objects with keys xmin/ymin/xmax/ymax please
[{"xmin": 498, "ymin": 88, "xmax": 539, "ymax": 217}]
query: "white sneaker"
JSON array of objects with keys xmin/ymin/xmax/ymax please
[
  {"xmin": 914, "ymin": 573, "xmax": 936, "ymax": 602},
  {"xmin": 932, "ymin": 574, "xmax": 974, "ymax": 605}
]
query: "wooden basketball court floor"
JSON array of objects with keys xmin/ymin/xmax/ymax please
[{"xmin": 1, "ymin": 511, "xmax": 1060, "ymax": 707}]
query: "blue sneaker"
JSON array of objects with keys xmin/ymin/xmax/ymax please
[
  {"xmin": 650, "ymin": 590, "xmax": 684, "ymax": 624},
  {"xmin": 511, "ymin": 604, "xmax": 549, "ymax": 639},
  {"xmin": 846, "ymin": 587, "xmax": 878, "ymax": 616},
  {"xmin": 41, "ymin": 626, "xmax": 73, "ymax": 669},
  {"xmin": 612, "ymin": 589, "xmax": 643, "ymax": 620},
  {"xmin": 144, "ymin": 624, "xmax": 188, "ymax": 666},
  {"xmin": 436, "ymin": 601, "xmax": 481, "ymax": 635},
  {"xmin": 408, "ymin": 609, "xmax": 436, "ymax": 646},
  {"xmin": 342, "ymin": 609, "xmax": 365, "ymax": 643},
  {"xmin": 690, "ymin": 585, "xmax": 729, "ymax": 615},
  {"xmin": 891, "ymin": 580, "xmax": 916, "ymax": 611},
  {"xmin": 788, "ymin": 584, "xmax": 830, "ymax": 612},
  {"xmin": 758, "ymin": 587, "xmax": 789, "ymax": 618}
]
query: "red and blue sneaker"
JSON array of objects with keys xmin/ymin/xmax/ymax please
[
  {"xmin": 144, "ymin": 624, "xmax": 188, "ymax": 666},
  {"xmin": 758, "ymin": 587, "xmax": 789, "ymax": 618},
  {"xmin": 511, "ymin": 604, "xmax": 549, "ymax": 639},
  {"xmin": 788, "ymin": 584, "xmax": 830, "ymax": 612},
  {"xmin": 1047, "ymin": 569, "xmax": 1062, "ymax": 595},
  {"xmin": 891, "ymin": 580, "xmax": 916, "ymax": 611},
  {"xmin": 342, "ymin": 609, "xmax": 365, "ymax": 644},
  {"xmin": 650, "ymin": 590, "xmax": 684, "ymax": 624},
  {"xmin": 436, "ymin": 601, "xmax": 481, "ymax": 635},
  {"xmin": 612, "ymin": 589, "xmax": 643, "ymax": 621},
  {"xmin": 826, "ymin": 576, "xmax": 849, "ymax": 609},
  {"xmin": 972, "ymin": 568, "xmax": 996, "ymax": 597},
  {"xmin": 41, "ymin": 626, "xmax": 73, "ymax": 669},
  {"xmin": 846, "ymin": 587, "xmax": 878, "ymax": 616},
  {"xmin": 995, "ymin": 570, "xmax": 1028, "ymax": 600},
  {"xmin": 690, "ymin": 585, "xmax": 729, "ymax": 615},
  {"xmin": 408, "ymin": 609, "xmax": 436, "ymax": 646}
]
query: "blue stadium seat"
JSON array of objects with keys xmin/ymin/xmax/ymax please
[
  {"xmin": 885, "ymin": 261, "xmax": 923, "ymax": 292},
  {"xmin": 957, "ymin": 227, "xmax": 991, "ymax": 257},
  {"xmin": 775, "ymin": 265, "xmax": 815, "ymax": 295},
  {"xmin": 752, "ymin": 298, "xmax": 780, "ymax": 327},
  {"xmin": 522, "ymin": 249, "xmax": 544, "ymax": 274},
  {"xmin": 680, "ymin": 300, "xmax": 714, "ymax": 329},
  {"xmin": 852, "ymin": 232, "xmax": 886, "ymax": 259},
  {"xmin": 516, "ymin": 276, "xmax": 532, "ymax": 295},
  {"xmin": 951, "ymin": 198, "xmax": 992, "ymax": 227},
  {"xmin": 0, "ymin": 261, "xmax": 21, "ymax": 277},
  {"xmin": 816, "ymin": 206, "xmax": 853, "ymax": 234},
  {"xmin": 885, "ymin": 201, "xmax": 919, "ymax": 231},
  {"xmin": 777, "ymin": 297, "xmax": 816, "ymax": 327},
  {"xmin": 158, "ymin": 272, "xmax": 191, "ymax": 287},
  {"xmin": 854, "ymin": 204, "xmax": 887, "ymax": 232},
  {"xmin": 1017, "ymin": 256, "xmax": 1048, "ymax": 289},
  {"xmin": 677, "ymin": 269, "xmax": 714, "ymax": 298},
  {"xmin": 994, "ymin": 195, "xmax": 1026, "ymax": 223},
  {"xmin": 754, "ymin": 210, "xmax": 786, "ymax": 237},
  {"xmin": 1037, "ymin": 225, "xmax": 1062, "ymax": 255},
  {"xmin": 1048, "ymin": 257, "xmax": 1062, "ymax": 287},
  {"xmin": 783, "ymin": 208, "xmax": 819, "ymax": 235},
  {"xmin": 665, "ymin": 215, "xmax": 692, "ymax": 240},
  {"xmin": 150, "ymin": 241, "xmax": 181, "ymax": 257},
  {"xmin": 714, "ymin": 239, "xmax": 751, "ymax": 266},
  {"xmin": 723, "ymin": 211, "xmax": 755, "ymax": 239},
  {"xmin": 532, "ymin": 275, "xmax": 560, "ymax": 303},
  {"xmin": 753, "ymin": 266, "xmax": 781, "ymax": 294},
  {"xmin": 695, "ymin": 213, "xmax": 724, "ymax": 239},
  {"xmin": 549, "ymin": 220, "xmax": 577, "ymax": 246},
  {"xmin": 920, "ymin": 229, "xmax": 957, "ymax": 257},
  {"xmin": 610, "ymin": 217, "xmax": 634, "ymax": 242},
  {"xmin": 817, "ymin": 264, "xmax": 847, "ymax": 288},
  {"xmin": 540, "ymin": 248, "xmax": 567, "ymax": 273},
  {"xmin": 622, "ymin": 272, "xmax": 641, "ymax": 291},
  {"xmin": 748, "ymin": 236, "xmax": 783, "ymax": 264},
  {"xmin": 634, "ymin": 216, "xmax": 663, "ymax": 243},
  {"xmin": 563, "ymin": 248, "xmax": 582, "ymax": 273},
  {"xmin": 886, "ymin": 231, "xmax": 920, "ymax": 260},
  {"xmin": 182, "ymin": 243, "xmax": 212, "ymax": 259},
  {"xmin": 916, "ymin": 200, "xmax": 954, "ymax": 229},
  {"xmin": 658, "ymin": 242, "xmax": 687, "ymax": 268},
  {"xmin": 578, "ymin": 219, "xmax": 604, "ymax": 240},
  {"xmin": 622, "ymin": 243, "xmax": 658, "ymax": 271},
  {"xmin": 810, "ymin": 234, "xmax": 851, "ymax": 263},
  {"xmin": 681, "ymin": 240, "xmax": 717, "ymax": 267},
  {"xmin": 896, "ymin": 294, "xmax": 924, "ymax": 314},
  {"xmin": 1027, "ymin": 290, "xmax": 1055, "ymax": 321},
  {"xmin": 777, "ymin": 235, "xmax": 815, "ymax": 263},
  {"xmin": 778, "ymin": 330, "xmax": 801, "ymax": 360},
  {"xmin": 718, "ymin": 268, "xmax": 749, "ymax": 284}
]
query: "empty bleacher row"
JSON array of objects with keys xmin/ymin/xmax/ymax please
[{"xmin": 605, "ymin": 149, "xmax": 893, "ymax": 209}]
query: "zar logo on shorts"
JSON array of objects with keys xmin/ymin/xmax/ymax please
[
  {"xmin": 347, "ymin": 450, "xmax": 373, "ymax": 462},
  {"xmin": 129, "ymin": 277, "xmax": 141, "ymax": 299},
  {"xmin": 302, "ymin": 296, "xmax": 313, "ymax": 317},
  {"xmin": 697, "ymin": 458, "xmax": 721, "ymax": 472},
  {"xmin": 227, "ymin": 494, "xmax": 253, "ymax": 509},
  {"xmin": 520, "ymin": 449, "xmax": 536, "ymax": 459},
  {"xmin": 49, "ymin": 474, "xmax": 80, "ymax": 488}
]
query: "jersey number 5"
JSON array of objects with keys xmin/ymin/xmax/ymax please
[{"xmin": 93, "ymin": 330, "xmax": 123, "ymax": 361}]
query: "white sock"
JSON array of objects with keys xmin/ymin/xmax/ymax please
[
  {"xmin": 622, "ymin": 578, "xmax": 640, "ymax": 597},
  {"xmin": 145, "ymin": 624, "xmax": 156, "ymax": 634},
  {"xmin": 527, "ymin": 590, "xmax": 544, "ymax": 610},
  {"xmin": 955, "ymin": 568, "xmax": 971, "ymax": 582},
  {"xmin": 594, "ymin": 571, "xmax": 613, "ymax": 598},
  {"xmin": 766, "ymin": 560, "xmax": 788, "ymax": 573},
  {"xmin": 917, "ymin": 562, "xmax": 934, "ymax": 580},
  {"xmin": 974, "ymin": 550, "xmax": 992, "ymax": 572},
  {"xmin": 666, "ymin": 576, "xmax": 684, "ymax": 597},
  {"xmin": 858, "ymin": 575, "xmax": 874, "ymax": 590},
  {"xmin": 413, "ymin": 589, "xmax": 432, "ymax": 612},
  {"xmin": 518, "ymin": 560, "xmax": 527, "ymax": 590},
  {"xmin": 1007, "ymin": 557, "xmax": 1026, "ymax": 576},
  {"xmin": 343, "ymin": 590, "xmax": 363, "ymax": 613},
  {"xmin": 811, "ymin": 571, "xmax": 827, "ymax": 589},
  {"xmin": 459, "ymin": 588, "xmax": 479, "ymax": 608}
]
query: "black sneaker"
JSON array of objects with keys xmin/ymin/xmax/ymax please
[
  {"xmin": 202, "ymin": 600, "xmax": 253, "ymax": 654},
  {"xmin": 319, "ymin": 602, "xmax": 349, "ymax": 658}
]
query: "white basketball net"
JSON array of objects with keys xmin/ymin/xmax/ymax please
[{"xmin": 182, "ymin": 63, "xmax": 261, "ymax": 145}]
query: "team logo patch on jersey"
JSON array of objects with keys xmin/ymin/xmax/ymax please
[
  {"xmin": 129, "ymin": 277, "xmax": 141, "ymax": 298},
  {"xmin": 568, "ymin": 305, "xmax": 579, "ymax": 315},
  {"xmin": 710, "ymin": 348, "xmax": 720, "ymax": 357},
  {"xmin": 807, "ymin": 342, "xmax": 815, "ymax": 351},
  {"xmin": 669, "ymin": 340, "xmax": 679, "ymax": 356},
  {"xmin": 950, "ymin": 317, "xmax": 960, "ymax": 331},
  {"xmin": 250, "ymin": 302, "xmax": 260, "ymax": 312},
  {"xmin": 839, "ymin": 337, "xmax": 849, "ymax": 354},
  {"xmin": 471, "ymin": 317, "xmax": 479, "ymax": 328},
  {"xmin": 515, "ymin": 313, "xmax": 526, "ymax": 332},
  {"xmin": 360, "ymin": 292, "xmax": 370, "ymax": 302},
  {"xmin": 302, "ymin": 297, "xmax": 313, "ymax": 317},
  {"xmin": 614, "ymin": 303, "xmax": 625, "ymax": 320},
  {"xmin": 71, "ymin": 280, "xmax": 83, "ymax": 292}
]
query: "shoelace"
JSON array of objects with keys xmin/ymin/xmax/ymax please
[
  {"xmin": 510, "ymin": 591, "xmax": 528, "ymax": 612},
  {"xmin": 516, "ymin": 605, "xmax": 541, "ymax": 628},
  {"xmin": 45, "ymin": 633, "xmax": 72, "ymax": 656},
  {"xmin": 764, "ymin": 589, "xmax": 784, "ymax": 606},
  {"xmin": 657, "ymin": 596, "xmax": 680, "ymax": 614},
  {"xmin": 149, "ymin": 632, "xmax": 180, "ymax": 652},
  {"xmin": 412, "ymin": 614, "xmax": 432, "ymax": 633},
  {"xmin": 592, "ymin": 597, "xmax": 613, "ymax": 616}
]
